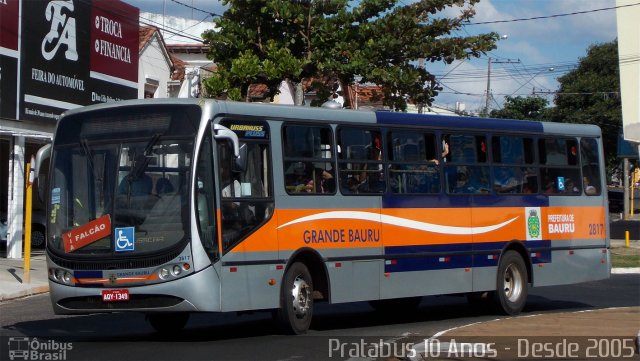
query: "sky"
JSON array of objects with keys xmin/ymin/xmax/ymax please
[{"xmin": 126, "ymin": 0, "xmax": 619, "ymax": 113}]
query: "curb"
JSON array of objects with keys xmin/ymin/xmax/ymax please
[
  {"xmin": 0, "ymin": 285, "xmax": 49, "ymax": 302},
  {"xmin": 612, "ymin": 267, "xmax": 640, "ymax": 274}
]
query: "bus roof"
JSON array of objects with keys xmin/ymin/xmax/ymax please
[
  {"xmin": 59, "ymin": 99, "xmax": 601, "ymax": 137},
  {"xmin": 376, "ymin": 111, "xmax": 601, "ymax": 137}
]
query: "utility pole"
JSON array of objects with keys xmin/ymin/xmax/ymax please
[
  {"xmin": 484, "ymin": 58, "xmax": 520, "ymax": 116},
  {"xmin": 484, "ymin": 57, "xmax": 491, "ymax": 116}
]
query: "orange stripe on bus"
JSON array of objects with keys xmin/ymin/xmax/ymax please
[{"xmin": 231, "ymin": 206, "xmax": 606, "ymax": 254}]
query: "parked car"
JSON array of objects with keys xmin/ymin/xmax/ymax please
[
  {"xmin": 0, "ymin": 210, "xmax": 46, "ymax": 249},
  {"xmin": 608, "ymin": 188, "xmax": 640, "ymax": 214},
  {"xmin": 30, "ymin": 210, "xmax": 46, "ymax": 248},
  {"xmin": 608, "ymin": 189, "xmax": 624, "ymax": 213},
  {"xmin": 0, "ymin": 216, "xmax": 7, "ymax": 245}
]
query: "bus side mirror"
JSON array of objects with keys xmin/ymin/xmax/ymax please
[
  {"xmin": 33, "ymin": 144, "xmax": 51, "ymax": 204},
  {"xmin": 212, "ymin": 123, "xmax": 247, "ymax": 172},
  {"xmin": 232, "ymin": 143, "xmax": 248, "ymax": 173},
  {"xmin": 213, "ymin": 124, "xmax": 240, "ymax": 157}
]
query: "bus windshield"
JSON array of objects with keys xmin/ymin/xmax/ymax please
[
  {"xmin": 48, "ymin": 139, "xmax": 193, "ymax": 256},
  {"xmin": 47, "ymin": 106, "xmax": 200, "ymax": 257}
]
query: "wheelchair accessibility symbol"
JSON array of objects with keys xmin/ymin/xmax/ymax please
[{"xmin": 115, "ymin": 227, "xmax": 135, "ymax": 252}]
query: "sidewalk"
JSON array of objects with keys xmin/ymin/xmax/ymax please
[{"xmin": 0, "ymin": 251, "xmax": 49, "ymax": 302}]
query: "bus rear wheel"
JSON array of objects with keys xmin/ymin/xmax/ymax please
[
  {"xmin": 276, "ymin": 262, "xmax": 313, "ymax": 335},
  {"xmin": 494, "ymin": 250, "xmax": 528, "ymax": 315},
  {"xmin": 147, "ymin": 312, "xmax": 189, "ymax": 333}
]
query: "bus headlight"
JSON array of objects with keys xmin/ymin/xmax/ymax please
[
  {"xmin": 159, "ymin": 268, "xmax": 170, "ymax": 279},
  {"xmin": 172, "ymin": 265, "xmax": 181, "ymax": 276},
  {"xmin": 155, "ymin": 263, "xmax": 191, "ymax": 281},
  {"xmin": 49, "ymin": 268, "xmax": 73, "ymax": 285}
]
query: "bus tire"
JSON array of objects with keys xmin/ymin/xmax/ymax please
[
  {"xmin": 494, "ymin": 250, "xmax": 528, "ymax": 315},
  {"xmin": 147, "ymin": 312, "xmax": 189, "ymax": 333},
  {"xmin": 276, "ymin": 262, "xmax": 313, "ymax": 335}
]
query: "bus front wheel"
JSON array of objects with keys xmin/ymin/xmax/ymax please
[
  {"xmin": 276, "ymin": 262, "xmax": 313, "ymax": 335},
  {"xmin": 147, "ymin": 312, "xmax": 189, "ymax": 333},
  {"xmin": 494, "ymin": 250, "xmax": 528, "ymax": 315}
]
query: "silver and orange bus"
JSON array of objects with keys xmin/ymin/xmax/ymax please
[{"xmin": 35, "ymin": 99, "xmax": 610, "ymax": 334}]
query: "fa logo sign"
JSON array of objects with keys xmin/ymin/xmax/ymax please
[
  {"xmin": 115, "ymin": 227, "xmax": 135, "ymax": 252},
  {"xmin": 41, "ymin": 0, "xmax": 78, "ymax": 61}
]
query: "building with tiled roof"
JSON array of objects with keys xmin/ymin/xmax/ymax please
[{"xmin": 138, "ymin": 25, "xmax": 173, "ymax": 98}]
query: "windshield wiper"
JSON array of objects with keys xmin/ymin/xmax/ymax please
[
  {"xmin": 81, "ymin": 139, "xmax": 95, "ymax": 172},
  {"xmin": 123, "ymin": 134, "xmax": 162, "ymax": 202},
  {"xmin": 143, "ymin": 133, "xmax": 162, "ymax": 156},
  {"xmin": 127, "ymin": 134, "xmax": 161, "ymax": 180}
]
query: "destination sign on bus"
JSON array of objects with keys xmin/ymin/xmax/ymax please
[{"xmin": 63, "ymin": 214, "xmax": 112, "ymax": 252}]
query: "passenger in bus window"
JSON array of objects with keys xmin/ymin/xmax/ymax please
[
  {"xmin": 344, "ymin": 176, "xmax": 360, "ymax": 194},
  {"xmin": 545, "ymin": 139, "xmax": 567, "ymax": 165},
  {"xmin": 584, "ymin": 177, "xmax": 598, "ymax": 195},
  {"xmin": 430, "ymin": 141, "xmax": 448, "ymax": 165},
  {"xmin": 564, "ymin": 178, "xmax": 580, "ymax": 193},
  {"xmin": 452, "ymin": 167, "xmax": 474, "ymax": 193},
  {"xmin": 543, "ymin": 179, "xmax": 555, "ymax": 194},
  {"xmin": 367, "ymin": 133, "xmax": 383, "ymax": 161},
  {"xmin": 521, "ymin": 169, "xmax": 538, "ymax": 194},
  {"xmin": 494, "ymin": 167, "xmax": 519, "ymax": 193},
  {"xmin": 291, "ymin": 162, "xmax": 314, "ymax": 193},
  {"xmin": 221, "ymin": 166, "xmax": 241, "ymax": 200},
  {"xmin": 522, "ymin": 181, "xmax": 536, "ymax": 194},
  {"xmin": 315, "ymin": 168, "xmax": 335, "ymax": 193},
  {"xmin": 359, "ymin": 133, "xmax": 384, "ymax": 192}
]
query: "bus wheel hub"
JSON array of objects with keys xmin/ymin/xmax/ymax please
[{"xmin": 291, "ymin": 275, "xmax": 311, "ymax": 318}]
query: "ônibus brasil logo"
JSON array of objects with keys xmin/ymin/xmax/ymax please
[{"xmin": 7, "ymin": 337, "xmax": 72, "ymax": 360}]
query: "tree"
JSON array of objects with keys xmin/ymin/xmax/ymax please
[
  {"xmin": 550, "ymin": 40, "xmax": 621, "ymax": 167},
  {"xmin": 202, "ymin": 0, "xmax": 498, "ymax": 110},
  {"xmin": 490, "ymin": 95, "xmax": 550, "ymax": 120}
]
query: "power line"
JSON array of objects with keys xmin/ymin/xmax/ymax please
[
  {"xmin": 467, "ymin": 2, "xmax": 640, "ymax": 25},
  {"xmin": 139, "ymin": 16, "xmax": 204, "ymax": 43},
  {"xmin": 163, "ymin": 14, "xmax": 212, "ymax": 41},
  {"xmin": 168, "ymin": 0, "xmax": 223, "ymax": 18}
]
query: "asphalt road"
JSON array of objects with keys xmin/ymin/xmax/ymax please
[{"xmin": 0, "ymin": 274, "xmax": 638, "ymax": 361}]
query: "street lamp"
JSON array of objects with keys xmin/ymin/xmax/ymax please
[
  {"xmin": 484, "ymin": 35, "xmax": 513, "ymax": 116},
  {"xmin": 510, "ymin": 67, "xmax": 555, "ymax": 96}
]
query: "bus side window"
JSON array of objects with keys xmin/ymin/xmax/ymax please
[
  {"xmin": 580, "ymin": 138, "xmax": 602, "ymax": 195},
  {"xmin": 194, "ymin": 133, "xmax": 217, "ymax": 262},
  {"xmin": 389, "ymin": 130, "xmax": 439, "ymax": 194},
  {"xmin": 338, "ymin": 127, "xmax": 385, "ymax": 194},
  {"xmin": 283, "ymin": 124, "xmax": 335, "ymax": 195},
  {"xmin": 539, "ymin": 138, "xmax": 581, "ymax": 195}
]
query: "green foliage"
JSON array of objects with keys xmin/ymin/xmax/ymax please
[
  {"xmin": 490, "ymin": 96, "xmax": 549, "ymax": 120},
  {"xmin": 202, "ymin": 0, "xmax": 498, "ymax": 108},
  {"xmin": 550, "ymin": 40, "xmax": 621, "ymax": 168}
]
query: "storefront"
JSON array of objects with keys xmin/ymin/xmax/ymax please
[{"xmin": 1, "ymin": 0, "xmax": 139, "ymax": 258}]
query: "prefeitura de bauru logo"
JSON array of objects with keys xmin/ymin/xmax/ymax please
[{"xmin": 527, "ymin": 209, "xmax": 541, "ymax": 239}]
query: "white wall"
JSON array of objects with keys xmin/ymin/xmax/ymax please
[
  {"xmin": 138, "ymin": 33, "xmax": 172, "ymax": 99},
  {"xmin": 617, "ymin": 0, "xmax": 640, "ymax": 144},
  {"xmin": 141, "ymin": 13, "xmax": 217, "ymax": 45}
]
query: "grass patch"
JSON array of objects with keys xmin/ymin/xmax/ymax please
[{"xmin": 611, "ymin": 247, "xmax": 640, "ymax": 268}]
